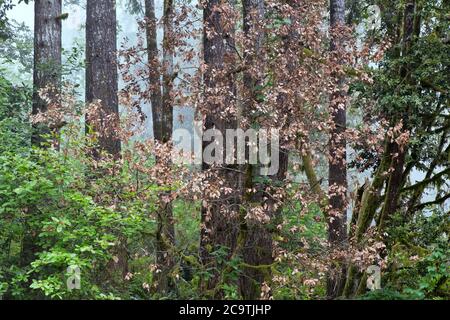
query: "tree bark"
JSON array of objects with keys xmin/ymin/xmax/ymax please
[
  {"xmin": 85, "ymin": 0, "xmax": 127, "ymax": 280},
  {"xmin": 161, "ymin": 0, "xmax": 174, "ymax": 144},
  {"xmin": 237, "ymin": 0, "xmax": 273, "ymax": 300},
  {"xmin": 24, "ymin": 0, "xmax": 62, "ymax": 269},
  {"xmin": 144, "ymin": 0, "xmax": 163, "ymax": 140},
  {"xmin": 31, "ymin": 0, "xmax": 62, "ymax": 147},
  {"xmin": 144, "ymin": 0, "xmax": 176, "ymax": 295},
  {"xmin": 200, "ymin": 0, "xmax": 241, "ymax": 298},
  {"xmin": 327, "ymin": 0, "xmax": 348, "ymax": 299},
  {"xmin": 85, "ymin": 0, "xmax": 120, "ymax": 158}
]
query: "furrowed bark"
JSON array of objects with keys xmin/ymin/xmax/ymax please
[
  {"xmin": 144, "ymin": 0, "xmax": 176, "ymax": 295},
  {"xmin": 200, "ymin": 0, "xmax": 241, "ymax": 298},
  {"xmin": 144, "ymin": 0, "xmax": 163, "ymax": 140},
  {"xmin": 31, "ymin": 0, "xmax": 62, "ymax": 147},
  {"xmin": 85, "ymin": 0, "xmax": 120, "ymax": 158},
  {"xmin": 327, "ymin": 0, "xmax": 348, "ymax": 299},
  {"xmin": 24, "ymin": 0, "xmax": 62, "ymax": 269},
  {"xmin": 85, "ymin": 0, "xmax": 127, "ymax": 280},
  {"xmin": 157, "ymin": 0, "xmax": 176, "ymax": 295},
  {"xmin": 237, "ymin": 0, "xmax": 272, "ymax": 300},
  {"xmin": 161, "ymin": 0, "xmax": 174, "ymax": 144}
]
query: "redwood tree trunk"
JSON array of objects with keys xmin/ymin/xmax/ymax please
[
  {"xmin": 31, "ymin": 0, "xmax": 62, "ymax": 147},
  {"xmin": 85, "ymin": 0, "xmax": 126, "ymax": 280},
  {"xmin": 327, "ymin": 0, "xmax": 348, "ymax": 299},
  {"xmin": 24, "ymin": 0, "xmax": 62, "ymax": 268},
  {"xmin": 238, "ymin": 0, "xmax": 272, "ymax": 300},
  {"xmin": 161, "ymin": 0, "xmax": 174, "ymax": 144},
  {"xmin": 200, "ymin": 0, "xmax": 241, "ymax": 298},
  {"xmin": 85, "ymin": 0, "xmax": 120, "ymax": 157},
  {"xmin": 145, "ymin": 0, "xmax": 163, "ymax": 140},
  {"xmin": 144, "ymin": 0, "xmax": 176, "ymax": 295}
]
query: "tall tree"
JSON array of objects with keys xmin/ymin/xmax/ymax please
[
  {"xmin": 85, "ymin": 0, "xmax": 127, "ymax": 280},
  {"xmin": 378, "ymin": 0, "xmax": 416, "ymax": 229},
  {"xmin": 85, "ymin": 0, "xmax": 120, "ymax": 158},
  {"xmin": 238, "ymin": 0, "xmax": 273, "ymax": 300},
  {"xmin": 161, "ymin": 0, "xmax": 174, "ymax": 145},
  {"xmin": 327, "ymin": 0, "xmax": 348, "ymax": 299},
  {"xmin": 144, "ymin": 0, "xmax": 176, "ymax": 295},
  {"xmin": 343, "ymin": 0, "xmax": 423, "ymax": 298},
  {"xmin": 145, "ymin": 0, "xmax": 163, "ymax": 140},
  {"xmin": 200, "ymin": 0, "xmax": 241, "ymax": 297},
  {"xmin": 24, "ymin": 0, "xmax": 62, "ymax": 268},
  {"xmin": 31, "ymin": 0, "xmax": 62, "ymax": 147}
]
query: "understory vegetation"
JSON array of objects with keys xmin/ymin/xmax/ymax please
[{"xmin": 0, "ymin": 0, "xmax": 448, "ymax": 300}]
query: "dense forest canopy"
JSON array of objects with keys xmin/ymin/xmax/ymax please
[{"xmin": 0, "ymin": 0, "xmax": 448, "ymax": 300}]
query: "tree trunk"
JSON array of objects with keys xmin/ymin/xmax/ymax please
[
  {"xmin": 85, "ymin": 0, "xmax": 120, "ymax": 158},
  {"xmin": 378, "ymin": 0, "xmax": 416, "ymax": 230},
  {"xmin": 145, "ymin": 0, "xmax": 163, "ymax": 140},
  {"xmin": 31, "ymin": 0, "xmax": 62, "ymax": 147},
  {"xmin": 144, "ymin": 0, "xmax": 176, "ymax": 295},
  {"xmin": 327, "ymin": 0, "xmax": 348, "ymax": 299},
  {"xmin": 85, "ymin": 0, "xmax": 127, "ymax": 280},
  {"xmin": 343, "ymin": 1, "xmax": 418, "ymax": 298},
  {"xmin": 237, "ymin": 0, "xmax": 273, "ymax": 300},
  {"xmin": 24, "ymin": 0, "xmax": 62, "ymax": 268},
  {"xmin": 200, "ymin": 0, "xmax": 241, "ymax": 298},
  {"xmin": 161, "ymin": 0, "xmax": 174, "ymax": 144}
]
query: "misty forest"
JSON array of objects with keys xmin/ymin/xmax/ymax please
[{"xmin": 0, "ymin": 0, "xmax": 448, "ymax": 300}]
